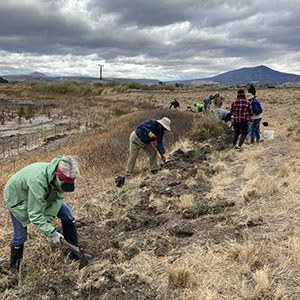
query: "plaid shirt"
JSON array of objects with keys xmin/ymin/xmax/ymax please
[{"xmin": 230, "ymin": 98, "xmax": 253, "ymax": 123}]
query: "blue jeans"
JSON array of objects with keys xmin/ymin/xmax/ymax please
[
  {"xmin": 10, "ymin": 202, "xmax": 73, "ymax": 247},
  {"xmin": 250, "ymin": 118, "xmax": 261, "ymax": 143}
]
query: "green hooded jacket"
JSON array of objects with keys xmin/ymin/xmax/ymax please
[{"xmin": 3, "ymin": 155, "xmax": 65, "ymax": 236}]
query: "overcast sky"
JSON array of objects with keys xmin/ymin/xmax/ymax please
[{"xmin": 0, "ymin": 0, "xmax": 299, "ymax": 81}]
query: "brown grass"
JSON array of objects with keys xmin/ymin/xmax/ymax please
[
  {"xmin": 1, "ymin": 86, "xmax": 300, "ymax": 299},
  {"xmin": 168, "ymin": 267, "xmax": 191, "ymax": 288}
]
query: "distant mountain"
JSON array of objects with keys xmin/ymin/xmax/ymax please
[
  {"xmin": 28, "ymin": 71, "xmax": 49, "ymax": 78},
  {"xmin": 2, "ymin": 65, "xmax": 300, "ymax": 85},
  {"xmin": 174, "ymin": 65, "xmax": 300, "ymax": 85},
  {"xmin": 211, "ymin": 65, "xmax": 300, "ymax": 85}
]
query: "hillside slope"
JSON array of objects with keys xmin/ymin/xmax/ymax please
[
  {"xmin": 1, "ymin": 87, "xmax": 300, "ymax": 299},
  {"xmin": 176, "ymin": 65, "xmax": 300, "ymax": 85}
]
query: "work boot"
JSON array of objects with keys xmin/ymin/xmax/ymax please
[
  {"xmin": 61, "ymin": 219, "xmax": 93, "ymax": 261},
  {"xmin": 10, "ymin": 245, "xmax": 24, "ymax": 274},
  {"xmin": 66, "ymin": 250, "xmax": 93, "ymax": 261}
]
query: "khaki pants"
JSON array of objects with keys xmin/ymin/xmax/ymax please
[{"xmin": 126, "ymin": 131, "xmax": 158, "ymax": 176}]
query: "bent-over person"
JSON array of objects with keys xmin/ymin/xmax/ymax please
[
  {"xmin": 3, "ymin": 155, "xmax": 92, "ymax": 274},
  {"xmin": 126, "ymin": 117, "xmax": 171, "ymax": 178}
]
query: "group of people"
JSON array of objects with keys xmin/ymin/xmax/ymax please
[
  {"xmin": 208, "ymin": 85, "xmax": 263, "ymax": 150},
  {"xmin": 231, "ymin": 84, "xmax": 263, "ymax": 150},
  {"xmin": 2, "ymin": 84, "xmax": 263, "ymax": 277},
  {"xmin": 169, "ymin": 85, "xmax": 263, "ymax": 151},
  {"xmin": 191, "ymin": 91, "xmax": 225, "ymax": 113}
]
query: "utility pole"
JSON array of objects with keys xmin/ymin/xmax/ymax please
[{"xmin": 98, "ymin": 64, "xmax": 104, "ymax": 82}]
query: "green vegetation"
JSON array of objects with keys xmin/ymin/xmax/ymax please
[
  {"xmin": 32, "ymin": 81, "xmax": 92, "ymax": 96},
  {"xmin": 197, "ymin": 202, "xmax": 225, "ymax": 215},
  {"xmin": 189, "ymin": 113, "xmax": 228, "ymax": 142}
]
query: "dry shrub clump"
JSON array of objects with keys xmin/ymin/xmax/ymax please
[
  {"xmin": 227, "ymin": 240, "xmax": 265, "ymax": 268},
  {"xmin": 168, "ymin": 267, "xmax": 191, "ymax": 288},
  {"xmin": 242, "ymin": 174, "xmax": 279, "ymax": 202},
  {"xmin": 178, "ymin": 194, "xmax": 195, "ymax": 210},
  {"xmin": 241, "ymin": 267, "xmax": 270, "ymax": 300}
]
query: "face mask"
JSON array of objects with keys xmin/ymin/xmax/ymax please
[
  {"xmin": 53, "ymin": 176, "xmax": 63, "ymax": 191},
  {"xmin": 61, "ymin": 181, "xmax": 74, "ymax": 192}
]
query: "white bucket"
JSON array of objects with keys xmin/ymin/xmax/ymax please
[{"xmin": 264, "ymin": 129, "xmax": 274, "ymax": 140}]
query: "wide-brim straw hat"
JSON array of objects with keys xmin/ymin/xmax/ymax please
[{"xmin": 157, "ymin": 117, "xmax": 171, "ymax": 131}]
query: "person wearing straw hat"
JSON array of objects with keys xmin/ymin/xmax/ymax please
[
  {"xmin": 126, "ymin": 117, "xmax": 171, "ymax": 178},
  {"xmin": 3, "ymin": 155, "xmax": 92, "ymax": 274}
]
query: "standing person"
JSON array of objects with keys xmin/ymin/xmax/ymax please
[
  {"xmin": 126, "ymin": 117, "xmax": 171, "ymax": 178},
  {"xmin": 248, "ymin": 85, "xmax": 263, "ymax": 144},
  {"xmin": 3, "ymin": 155, "xmax": 92, "ymax": 274},
  {"xmin": 213, "ymin": 92, "xmax": 224, "ymax": 108},
  {"xmin": 169, "ymin": 98, "xmax": 180, "ymax": 109},
  {"xmin": 230, "ymin": 89, "xmax": 253, "ymax": 150},
  {"xmin": 203, "ymin": 95, "xmax": 214, "ymax": 113}
]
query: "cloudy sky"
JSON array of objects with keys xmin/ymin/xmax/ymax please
[{"xmin": 0, "ymin": 0, "xmax": 299, "ymax": 81}]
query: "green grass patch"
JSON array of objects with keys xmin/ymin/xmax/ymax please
[{"xmin": 197, "ymin": 202, "xmax": 225, "ymax": 215}]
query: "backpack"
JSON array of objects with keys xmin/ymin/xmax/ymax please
[{"xmin": 252, "ymin": 98, "xmax": 263, "ymax": 115}]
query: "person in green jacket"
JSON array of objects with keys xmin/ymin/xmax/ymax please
[
  {"xmin": 193, "ymin": 102, "xmax": 204, "ymax": 113},
  {"xmin": 3, "ymin": 155, "xmax": 92, "ymax": 273}
]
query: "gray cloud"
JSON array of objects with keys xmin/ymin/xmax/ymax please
[{"xmin": 0, "ymin": 0, "xmax": 299, "ymax": 79}]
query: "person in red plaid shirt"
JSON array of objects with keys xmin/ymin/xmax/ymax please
[{"xmin": 230, "ymin": 89, "xmax": 253, "ymax": 150}]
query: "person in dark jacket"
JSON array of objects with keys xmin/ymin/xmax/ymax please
[
  {"xmin": 248, "ymin": 84, "xmax": 263, "ymax": 144},
  {"xmin": 231, "ymin": 89, "xmax": 253, "ymax": 150},
  {"xmin": 126, "ymin": 117, "xmax": 171, "ymax": 177},
  {"xmin": 3, "ymin": 155, "xmax": 92, "ymax": 274},
  {"xmin": 169, "ymin": 98, "xmax": 180, "ymax": 109},
  {"xmin": 203, "ymin": 95, "xmax": 214, "ymax": 113}
]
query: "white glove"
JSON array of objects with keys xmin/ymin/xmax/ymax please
[{"xmin": 50, "ymin": 230, "xmax": 64, "ymax": 245}]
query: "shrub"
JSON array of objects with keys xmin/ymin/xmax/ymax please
[
  {"xmin": 33, "ymin": 81, "xmax": 92, "ymax": 96},
  {"xmin": 189, "ymin": 113, "xmax": 228, "ymax": 142}
]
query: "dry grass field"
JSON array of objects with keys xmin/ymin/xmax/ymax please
[{"xmin": 0, "ymin": 83, "xmax": 300, "ymax": 299}]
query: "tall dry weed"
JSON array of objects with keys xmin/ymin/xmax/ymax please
[
  {"xmin": 240, "ymin": 267, "xmax": 270, "ymax": 299},
  {"xmin": 227, "ymin": 240, "xmax": 265, "ymax": 268},
  {"xmin": 168, "ymin": 267, "xmax": 191, "ymax": 288}
]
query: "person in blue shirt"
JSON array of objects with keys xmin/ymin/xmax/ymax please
[
  {"xmin": 203, "ymin": 95, "xmax": 214, "ymax": 113},
  {"xmin": 126, "ymin": 117, "xmax": 171, "ymax": 177}
]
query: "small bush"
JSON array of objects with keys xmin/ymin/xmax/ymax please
[
  {"xmin": 197, "ymin": 202, "xmax": 225, "ymax": 215},
  {"xmin": 189, "ymin": 114, "xmax": 228, "ymax": 142}
]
